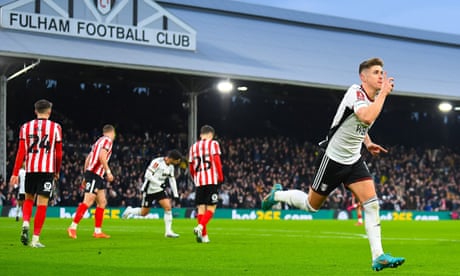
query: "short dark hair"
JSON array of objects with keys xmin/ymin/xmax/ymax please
[
  {"xmin": 167, "ymin": 149, "xmax": 182, "ymax": 161},
  {"xmin": 359, "ymin": 58, "xmax": 383, "ymax": 74},
  {"xmin": 34, "ymin": 99, "xmax": 52, "ymax": 113},
  {"xmin": 102, "ymin": 124, "xmax": 115, "ymax": 134},
  {"xmin": 200, "ymin": 125, "xmax": 215, "ymax": 135}
]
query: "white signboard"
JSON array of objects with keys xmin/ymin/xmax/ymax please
[{"xmin": 0, "ymin": 0, "xmax": 197, "ymax": 51}]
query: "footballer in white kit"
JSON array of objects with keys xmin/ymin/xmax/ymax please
[
  {"xmin": 141, "ymin": 156, "xmax": 179, "ymax": 198},
  {"xmin": 261, "ymin": 58, "xmax": 405, "ymax": 271},
  {"xmin": 14, "ymin": 167, "xmax": 26, "ymax": 221},
  {"xmin": 122, "ymin": 150, "xmax": 183, "ymax": 238}
]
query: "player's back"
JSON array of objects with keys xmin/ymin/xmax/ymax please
[
  {"xmin": 189, "ymin": 139, "xmax": 221, "ymax": 186},
  {"xmin": 20, "ymin": 119, "xmax": 62, "ymax": 173}
]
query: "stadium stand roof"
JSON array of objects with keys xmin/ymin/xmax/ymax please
[{"xmin": 0, "ymin": 0, "xmax": 459, "ymax": 100}]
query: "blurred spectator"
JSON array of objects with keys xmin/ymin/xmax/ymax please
[{"xmin": 5, "ymin": 125, "xmax": 460, "ymax": 212}]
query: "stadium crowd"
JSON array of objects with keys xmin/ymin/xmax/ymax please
[{"xmin": 2, "ymin": 126, "xmax": 460, "ymax": 213}]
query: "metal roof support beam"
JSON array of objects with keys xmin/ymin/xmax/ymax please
[
  {"xmin": 7, "ymin": 59, "xmax": 40, "ymax": 81},
  {"xmin": 0, "ymin": 75, "xmax": 7, "ymax": 180},
  {"xmin": 0, "ymin": 59, "xmax": 40, "ymax": 180}
]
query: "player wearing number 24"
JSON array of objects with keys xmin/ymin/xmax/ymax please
[
  {"xmin": 10, "ymin": 99, "xmax": 63, "ymax": 248},
  {"xmin": 189, "ymin": 125, "xmax": 224, "ymax": 243}
]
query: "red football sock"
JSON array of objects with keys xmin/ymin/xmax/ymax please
[
  {"xmin": 22, "ymin": 199, "xmax": 34, "ymax": 223},
  {"xmin": 202, "ymin": 225, "xmax": 207, "ymax": 236},
  {"xmin": 33, "ymin": 205, "xmax": 47, "ymax": 236},
  {"xmin": 201, "ymin": 211, "xmax": 214, "ymax": 236},
  {"xmin": 95, "ymin": 207, "xmax": 104, "ymax": 228},
  {"xmin": 200, "ymin": 210, "xmax": 214, "ymax": 227},
  {"xmin": 197, "ymin": 213, "xmax": 207, "ymax": 235},
  {"xmin": 73, "ymin": 203, "xmax": 88, "ymax": 224}
]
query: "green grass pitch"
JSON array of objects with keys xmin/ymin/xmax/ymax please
[{"xmin": 0, "ymin": 218, "xmax": 458, "ymax": 275}]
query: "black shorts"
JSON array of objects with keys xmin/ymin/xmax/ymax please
[
  {"xmin": 83, "ymin": 171, "xmax": 105, "ymax": 194},
  {"xmin": 195, "ymin": 185, "xmax": 219, "ymax": 205},
  {"xmin": 141, "ymin": 191, "xmax": 168, "ymax": 208},
  {"xmin": 17, "ymin": 193, "xmax": 25, "ymax": 201},
  {"xmin": 311, "ymin": 151, "xmax": 372, "ymax": 196},
  {"xmin": 24, "ymin": 173, "xmax": 55, "ymax": 198}
]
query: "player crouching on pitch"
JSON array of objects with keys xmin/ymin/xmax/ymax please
[{"xmin": 122, "ymin": 150, "xmax": 183, "ymax": 238}]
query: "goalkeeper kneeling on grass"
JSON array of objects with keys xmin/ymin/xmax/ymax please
[
  {"xmin": 122, "ymin": 150, "xmax": 183, "ymax": 238},
  {"xmin": 262, "ymin": 57, "xmax": 405, "ymax": 272}
]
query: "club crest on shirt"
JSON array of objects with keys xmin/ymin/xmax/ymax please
[
  {"xmin": 43, "ymin": 181, "xmax": 53, "ymax": 192},
  {"xmin": 356, "ymin": 90, "xmax": 365, "ymax": 101}
]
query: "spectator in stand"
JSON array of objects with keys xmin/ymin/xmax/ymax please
[
  {"xmin": 0, "ymin": 179, "xmax": 6, "ymax": 207},
  {"xmin": 5, "ymin": 124, "xmax": 460, "ymax": 213}
]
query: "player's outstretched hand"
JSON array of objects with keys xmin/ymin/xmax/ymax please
[{"xmin": 366, "ymin": 143, "xmax": 388, "ymax": 156}]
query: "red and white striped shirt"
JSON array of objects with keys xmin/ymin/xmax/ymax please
[
  {"xmin": 13, "ymin": 119, "xmax": 62, "ymax": 174},
  {"xmin": 86, "ymin": 136, "xmax": 113, "ymax": 177},
  {"xmin": 188, "ymin": 139, "xmax": 223, "ymax": 186}
]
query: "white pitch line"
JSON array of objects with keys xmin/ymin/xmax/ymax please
[{"xmin": 216, "ymin": 229, "xmax": 460, "ymax": 242}]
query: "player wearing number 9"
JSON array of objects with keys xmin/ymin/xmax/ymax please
[
  {"xmin": 189, "ymin": 125, "xmax": 224, "ymax": 243},
  {"xmin": 10, "ymin": 99, "xmax": 63, "ymax": 248}
]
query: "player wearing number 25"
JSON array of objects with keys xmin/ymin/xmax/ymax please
[
  {"xmin": 189, "ymin": 125, "xmax": 224, "ymax": 243},
  {"xmin": 10, "ymin": 99, "xmax": 63, "ymax": 248}
]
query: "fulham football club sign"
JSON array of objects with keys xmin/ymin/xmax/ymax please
[{"xmin": 0, "ymin": 0, "xmax": 197, "ymax": 51}]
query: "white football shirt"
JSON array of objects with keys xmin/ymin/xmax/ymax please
[
  {"xmin": 326, "ymin": 84, "xmax": 373, "ymax": 164},
  {"xmin": 141, "ymin": 157, "xmax": 178, "ymax": 197}
]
